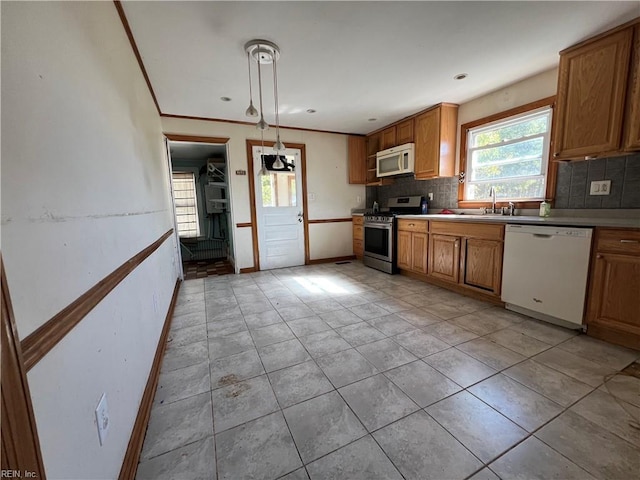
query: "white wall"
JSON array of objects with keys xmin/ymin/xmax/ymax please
[
  {"xmin": 456, "ymin": 68, "xmax": 559, "ymax": 171},
  {"xmin": 161, "ymin": 117, "xmax": 366, "ymax": 267},
  {"xmin": 1, "ymin": 2, "xmax": 177, "ymax": 479}
]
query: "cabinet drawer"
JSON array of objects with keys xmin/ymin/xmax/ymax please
[
  {"xmin": 596, "ymin": 229, "xmax": 640, "ymax": 255},
  {"xmin": 398, "ymin": 219, "xmax": 428, "ymax": 233},
  {"xmin": 353, "ymin": 225, "xmax": 364, "ymax": 240},
  {"xmin": 430, "ymin": 221, "xmax": 504, "ymax": 241},
  {"xmin": 353, "ymin": 215, "xmax": 364, "ymax": 225}
]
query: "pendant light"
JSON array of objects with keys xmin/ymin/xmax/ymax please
[
  {"xmin": 244, "ymin": 52, "xmax": 258, "ymax": 117},
  {"xmin": 272, "ymin": 53, "xmax": 285, "ymax": 169},
  {"xmin": 257, "ymin": 128, "xmax": 269, "ymax": 176},
  {"xmin": 245, "ymin": 39, "xmax": 283, "ymax": 134}
]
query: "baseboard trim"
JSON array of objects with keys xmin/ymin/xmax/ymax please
[
  {"xmin": 239, "ymin": 267, "xmax": 257, "ymax": 274},
  {"xmin": 118, "ymin": 278, "xmax": 181, "ymax": 480},
  {"xmin": 308, "ymin": 255, "xmax": 356, "ymax": 265}
]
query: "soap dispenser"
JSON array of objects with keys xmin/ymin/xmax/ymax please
[{"xmin": 372, "ymin": 201, "xmax": 379, "ymax": 213}]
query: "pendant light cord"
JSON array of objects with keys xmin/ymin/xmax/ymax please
[
  {"xmin": 273, "ymin": 55, "xmax": 281, "ymax": 140},
  {"xmin": 257, "ymin": 45, "xmax": 265, "ymax": 123},
  {"xmin": 247, "ymin": 52, "xmax": 254, "ymax": 102}
]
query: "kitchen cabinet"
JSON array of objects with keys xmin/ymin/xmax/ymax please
[
  {"xmin": 624, "ymin": 25, "xmax": 640, "ymax": 150},
  {"xmin": 364, "ymin": 133, "xmax": 394, "ymax": 186},
  {"xmin": 428, "ymin": 221, "xmax": 504, "ymax": 297},
  {"xmin": 396, "ymin": 119, "xmax": 414, "ymax": 145},
  {"xmin": 396, "ymin": 219, "xmax": 428, "ymax": 274},
  {"xmin": 352, "ymin": 215, "xmax": 364, "ymax": 259},
  {"xmin": 585, "ymin": 228, "xmax": 640, "ymax": 350},
  {"xmin": 553, "ymin": 21, "xmax": 638, "ymax": 160},
  {"xmin": 429, "ymin": 234, "xmax": 459, "ymax": 282},
  {"xmin": 348, "ymin": 135, "xmax": 367, "ymax": 184},
  {"xmin": 381, "ymin": 127, "xmax": 397, "ymax": 150},
  {"xmin": 463, "ymin": 238, "xmax": 503, "ymax": 294},
  {"xmin": 414, "ymin": 103, "xmax": 458, "ymax": 179}
]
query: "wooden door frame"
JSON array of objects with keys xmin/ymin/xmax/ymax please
[
  {"xmin": 246, "ymin": 139, "xmax": 310, "ymax": 271},
  {"xmin": 1, "ymin": 255, "xmax": 46, "ymax": 478}
]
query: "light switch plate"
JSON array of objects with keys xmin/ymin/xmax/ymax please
[{"xmin": 589, "ymin": 180, "xmax": 611, "ymax": 196}]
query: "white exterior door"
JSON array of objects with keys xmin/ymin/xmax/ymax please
[{"xmin": 253, "ymin": 146, "xmax": 305, "ymax": 270}]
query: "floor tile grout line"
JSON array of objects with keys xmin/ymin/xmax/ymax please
[{"xmin": 146, "ymin": 263, "xmax": 639, "ymax": 478}]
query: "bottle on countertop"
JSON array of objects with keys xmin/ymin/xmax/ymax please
[
  {"xmin": 420, "ymin": 198, "xmax": 428, "ymax": 214},
  {"xmin": 372, "ymin": 201, "xmax": 379, "ymax": 213},
  {"xmin": 539, "ymin": 200, "xmax": 550, "ymax": 217}
]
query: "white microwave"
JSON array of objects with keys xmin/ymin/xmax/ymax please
[{"xmin": 376, "ymin": 143, "xmax": 415, "ymax": 177}]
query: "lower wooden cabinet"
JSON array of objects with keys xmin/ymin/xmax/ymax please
[
  {"xmin": 427, "ymin": 221, "xmax": 504, "ymax": 298},
  {"xmin": 353, "ymin": 215, "xmax": 364, "ymax": 259},
  {"xmin": 429, "ymin": 234, "xmax": 460, "ymax": 282},
  {"xmin": 463, "ymin": 238, "xmax": 503, "ymax": 295},
  {"xmin": 397, "ymin": 219, "xmax": 428, "ymax": 274},
  {"xmin": 586, "ymin": 228, "xmax": 640, "ymax": 350}
]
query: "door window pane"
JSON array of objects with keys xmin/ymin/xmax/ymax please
[{"xmin": 261, "ymin": 172, "xmax": 296, "ymax": 207}]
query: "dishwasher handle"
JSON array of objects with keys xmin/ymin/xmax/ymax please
[{"xmin": 533, "ymin": 233, "xmax": 553, "ymax": 238}]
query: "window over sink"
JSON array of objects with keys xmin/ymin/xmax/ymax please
[{"xmin": 460, "ymin": 97, "xmax": 555, "ymax": 205}]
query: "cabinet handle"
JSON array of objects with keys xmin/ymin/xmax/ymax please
[
  {"xmin": 620, "ymin": 240, "xmax": 639, "ymax": 244},
  {"xmin": 408, "ymin": 223, "xmax": 415, "ymax": 226},
  {"xmin": 596, "ymin": 254, "xmax": 603, "ymax": 259},
  {"xmin": 553, "ymin": 153, "xmax": 559, "ymax": 157}
]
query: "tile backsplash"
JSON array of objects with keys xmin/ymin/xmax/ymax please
[
  {"xmin": 366, "ymin": 175, "xmax": 459, "ymax": 211},
  {"xmin": 366, "ymin": 153, "xmax": 640, "ymax": 211},
  {"xmin": 554, "ymin": 153, "xmax": 640, "ymax": 209}
]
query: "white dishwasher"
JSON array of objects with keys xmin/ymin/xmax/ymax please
[{"xmin": 501, "ymin": 224, "xmax": 593, "ymax": 328}]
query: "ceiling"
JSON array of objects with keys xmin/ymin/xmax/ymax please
[{"xmin": 122, "ymin": 1, "xmax": 639, "ymax": 135}]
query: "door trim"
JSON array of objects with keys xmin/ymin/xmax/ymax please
[
  {"xmin": 245, "ymin": 140, "xmax": 310, "ymax": 270},
  {"xmin": 1, "ymin": 255, "xmax": 46, "ymax": 478}
]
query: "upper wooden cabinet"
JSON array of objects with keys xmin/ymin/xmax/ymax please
[
  {"xmin": 414, "ymin": 104, "xmax": 458, "ymax": 179},
  {"xmin": 396, "ymin": 119, "xmax": 414, "ymax": 145},
  {"xmin": 348, "ymin": 135, "xmax": 367, "ymax": 184},
  {"xmin": 624, "ymin": 24, "xmax": 640, "ymax": 150},
  {"xmin": 381, "ymin": 127, "xmax": 397, "ymax": 150},
  {"xmin": 554, "ymin": 20, "xmax": 639, "ymax": 160}
]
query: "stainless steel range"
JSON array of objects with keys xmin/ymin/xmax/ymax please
[{"xmin": 363, "ymin": 196, "xmax": 424, "ymax": 274}]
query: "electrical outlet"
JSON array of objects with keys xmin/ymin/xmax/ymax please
[
  {"xmin": 95, "ymin": 393, "xmax": 110, "ymax": 446},
  {"xmin": 356, "ymin": 195, "xmax": 362, "ymax": 204},
  {"xmin": 590, "ymin": 180, "xmax": 611, "ymax": 196},
  {"xmin": 428, "ymin": 193, "xmax": 434, "ymax": 201}
]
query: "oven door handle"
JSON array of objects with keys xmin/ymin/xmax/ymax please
[{"xmin": 365, "ymin": 223, "xmax": 393, "ymax": 229}]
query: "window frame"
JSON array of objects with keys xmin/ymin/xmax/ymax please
[
  {"xmin": 458, "ymin": 96, "xmax": 557, "ymax": 209},
  {"xmin": 172, "ymin": 170, "xmax": 201, "ymax": 238}
]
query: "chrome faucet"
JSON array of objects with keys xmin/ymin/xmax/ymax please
[{"xmin": 489, "ymin": 186, "xmax": 497, "ymax": 214}]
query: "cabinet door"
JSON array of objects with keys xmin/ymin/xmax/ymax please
[
  {"xmin": 414, "ymin": 108, "xmax": 440, "ymax": 178},
  {"xmin": 586, "ymin": 252, "xmax": 640, "ymax": 349},
  {"xmin": 463, "ymin": 238, "xmax": 503, "ymax": 295},
  {"xmin": 348, "ymin": 136, "xmax": 367, "ymax": 184},
  {"xmin": 367, "ymin": 133, "xmax": 382, "ymax": 156},
  {"xmin": 554, "ymin": 28, "xmax": 633, "ymax": 159},
  {"xmin": 397, "ymin": 230, "xmax": 412, "ymax": 270},
  {"xmin": 411, "ymin": 232, "xmax": 428, "ymax": 274},
  {"xmin": 624, "ymin": 25, "xmax": 640, "ymax": 150},
  {"xmin": 381, "ymin": 127, "xmax": 397, "ymax": 150},
  {"xmin": 396, "ymin": 119, "xmax": 414, "ymax": 145},
  {"xmin": 429, "ymin": 234, "xmax": 460, "ymax": 283}
]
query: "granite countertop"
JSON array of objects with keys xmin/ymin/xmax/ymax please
[{"xmin": 396, "ymin": 214, "xmax": 640, "ymax": 229}]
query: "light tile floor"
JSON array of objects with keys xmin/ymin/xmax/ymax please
[{"xmin": 136, "ymin": 261, "xmax": 640, "ymax": 480}]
